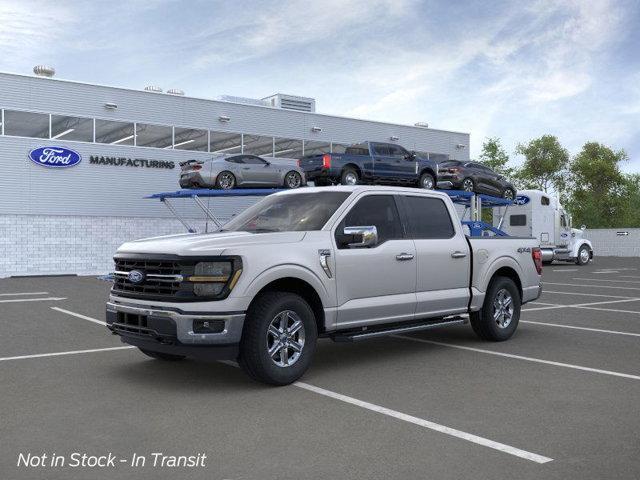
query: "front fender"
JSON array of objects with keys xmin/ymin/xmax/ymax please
[
  {"xmin": 240, "ymin": 263, "xmax": 333, "ymax": 308},
  {"xmin": 571, "ymin": 239, "xmax": 593, "ymax": 258}
]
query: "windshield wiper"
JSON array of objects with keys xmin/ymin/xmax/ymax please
[{"xmin": 250, "ymin": 228, "xmax": 280, "ymax": 233}]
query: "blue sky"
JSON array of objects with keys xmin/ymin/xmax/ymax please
[{"xmin": 1, "ymin": 0, "xmax": 639, "ymax": 170}]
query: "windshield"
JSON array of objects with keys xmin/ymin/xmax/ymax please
[{"xmin": 222, "ymin": 192, "xmax": 350, "ymax": 233}]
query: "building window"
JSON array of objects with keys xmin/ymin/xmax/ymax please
[
  {"xmin": 303, "ymin": 140, "xmax": 331, "ymax": 156},
  {"xmin": 3, "ymin": 110, "xmax": 50, "ymax": 139},
  {"xmin": 50, "ymin": 114, "xmax": 94, "ymax": 142},
  {"xmin": 135, "ymin": 123, "xmax": 173, "ymax": 148},
  {"xmin": 210, "ymin": 131, "xmax": 242, "ymax": 154},
  {"xmin": 243, "ymin": 134, "xmax": 274, "ymax": 156},
  {"xmin": 273, "ymin": 137, "xmax": 303, "ymax": 159},
  {"xmin": 173, "ymin": 127, "xmax": 208, "ymax": 151},
  {"xmin": 95, "ymin": 119, "xmax": 135, "ymax": 145}
]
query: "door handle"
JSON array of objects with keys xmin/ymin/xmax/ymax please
[
  {"xmin": 396, "ymin": 253, "xmax": 414, "ymax": 261},
  {"xmin": 242, "ymin": 167, "xmax": 250, "ymax": 170},
  {"xmin": 451, "ymin": 251, "xmax": 467, "ymax": 258}
]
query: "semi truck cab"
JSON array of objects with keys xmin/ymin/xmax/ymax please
[{"xmin": 496, "ymin": 189, "xmax": 593, "ymax": 265}]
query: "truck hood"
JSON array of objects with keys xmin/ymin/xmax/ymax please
[{"xmin": 116, "ymin": 231, "xmax": 307, "ymax": 256}]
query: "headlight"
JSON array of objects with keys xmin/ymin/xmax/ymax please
[{"xmin": 188, "ymin": 261, "xmax": 242, "ymax": 297}]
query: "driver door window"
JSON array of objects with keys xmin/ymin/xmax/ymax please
[{"xmin": 337, "ymin": 195, "xmax": 403, "ymax": 248}]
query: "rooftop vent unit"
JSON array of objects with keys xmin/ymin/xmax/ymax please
[
  {"xmin": 262, "ymin": 93, "xmax": 316, "ymax": 113},
  {"xmin": 144, "ymin": 85, "xmax": 163, "ymax": 93},
  {"xmin": 167, "ymin": 88, "xmax": 185, "ymax": 96},
  {"xmin": 217, "ymin": 95, "xmax": 270, "ymax": 107},
  {"xmin": 33, "ymin": 65, "xmax": 55, "ymax": 78},
  {"xmin": 414, "ymin": 122, "xmax": 429, "ymax": 128}
]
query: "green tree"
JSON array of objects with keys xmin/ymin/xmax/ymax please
[
  {"xmin": 566, "ymin": 142, "xmax": 628, "ymax": 228},
  {"xmin": 479, "ymin": 137, "xmax": 514, "ymax": 177},
  {"xmin": 515, "ymin": 135, "xmax": 569, "ymax": 193}
]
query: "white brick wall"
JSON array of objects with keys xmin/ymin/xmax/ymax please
[
  {"xmin": 0, "ymin": 214, "xmax": 225, "ymax": 277},
  {"xmin": 584, "ymin": 228, "xmax": 640, "ymax": 257}
]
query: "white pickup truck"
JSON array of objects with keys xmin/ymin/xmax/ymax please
[{"xmin": 106, "ymin": 186, "xmax": 542, "ymax": 385}]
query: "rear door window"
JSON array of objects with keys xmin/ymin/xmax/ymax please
[{"xmin": 400, "ymin": 195, "xmax": 455, "ymax": 239}]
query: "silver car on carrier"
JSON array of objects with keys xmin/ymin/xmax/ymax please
[{"xmin": 179, "ymin": 154, "xmax": 306, "ymax": 190}]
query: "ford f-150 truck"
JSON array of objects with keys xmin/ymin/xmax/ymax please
[
  {"xmin": 299, "ymin": 142, "xmax": 439, "ymax": 189},
  {"xmin": 106, "ymin": 186, "xmax": 543, "ymax": 385}
]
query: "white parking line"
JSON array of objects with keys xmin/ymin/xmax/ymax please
[
  {"xmin": 219, "ymin": 361, "xmax": 552, "ymax": 463},
  {"xmin": 0, "ymin": 297, "xmax": 66, "ymax": 304},
  {"xmin": 521, "ymin": 320, "xmax": 640, "ymax": 337},
  {"xmin": 543, "ymin": 282, "xmax": 640, "ymax": 291},
  {"xmin": 0, "ymin": 346, "xmax": 135, "ymax": 362},
  {"xmin": 573, "ymin": 306, "xmax": 640, "ymax": 315},
  {"xmin": 618, "ymin": 275, "xmax": 640, "ymax": 279},
  {"xmin": 395, "ymin": 336, "xmax": 640, "ymax": 381},
  {"xmin": 0, "ymin": 292, "xmax": 49, "ymax": 296},
  {"xmin": 544, "ymin": 290, "xmax": 638, "ymax": 299},
  {"xmin": 522, "ymin": 297, "xmax": 640, "ymax": 313},
  {"xmin": 552, "ymin": 269, "xmax": 578, "ymax": 272},
  {"xmin": 51, "ymin": 307, "xmax": 106, "ymax": 326},
  {"xmin": 572, "ymin": 277, "xmax": 640, "ymax": 284},
  {"xmin": 295, "ymin": 382, "xmax": 553, "ymax": 464}
]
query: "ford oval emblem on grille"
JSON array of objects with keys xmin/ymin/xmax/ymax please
[{"xmin": 128, "ymin": 270, "xmax": 145, "ymax": 284}]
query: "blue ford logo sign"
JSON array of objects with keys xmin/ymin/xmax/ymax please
[
  {"xmin": 127, "ymin": 270, "xmax": 145, "ymax": 284},
  {"xmin": 514, "ymin": 195, "xmax": 530, "ymax": 206},
  {"xmin": 28, "ymin": 146, "xmax": 82, "ymax": 168}
]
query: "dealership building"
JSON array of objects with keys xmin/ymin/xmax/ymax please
[{"xmin": 0, "ymin": 68, "xmax": 470, "ymax": 277}]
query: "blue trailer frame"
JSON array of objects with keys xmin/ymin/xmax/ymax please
[{"xmin": 147, "ymin": 188, "xmax": 512, "ymax": 237}]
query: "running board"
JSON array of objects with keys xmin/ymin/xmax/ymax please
[{"xmin": 330, "ymin": 317, "xmax": 466, "ymax": 342}]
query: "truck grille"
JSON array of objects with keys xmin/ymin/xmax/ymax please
[{"xmin": 112, "ymin": 258, "xmax": 192, "ymax": 299}]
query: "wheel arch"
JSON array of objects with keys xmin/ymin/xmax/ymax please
[{"xmin": 342, "ymin": 163, "xmax": 362, "ymax": 178}]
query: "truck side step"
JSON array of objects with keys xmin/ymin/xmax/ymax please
[{"xmin": 330, "ymin": 316, "xmax": 466, "ymax": 342}]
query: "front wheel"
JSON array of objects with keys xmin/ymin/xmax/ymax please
[
  {"xmin": 419, "ymin": 172, "xmax": 435, "ymax": 189},
  {"xmin": 239, "ymin": 292, "xmax": 317, "ymax": 385},
  {"xmin": 576, "ymin": 245, "xmax": 591, "ymax": 265},
  {"xmin": 284, "ymin": 171, "xmax": 303, "ymax": 189},
  {"xmin": 470, "ymin": 276, "xmax": 521, "ymax": 341}
]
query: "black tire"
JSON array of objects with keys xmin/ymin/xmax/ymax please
[
  {"xmin": 575, "ymin": 245, "xmax": 591, "ymax": 265},
  {"xmin": 313, "ymin": 179, "xmax": 330, "ymax": 187},
  {"xmin": 340, "ymin": 168, "xmax": 359, "ymax": 186},
  {"xmin": 215, "ymin": 171, "xmax": 236, "ymax": 190},
  {"xmin": 542, "ymin": 260, "xmax": 553, "ymax": 266},
  {"xmin": 284, "ymin": 171, "xmax": 303, "ymax": 189},
  {"xmin": 461, "ymin": 178, "xmax": 475, "ymax": 192},
  {"xmin": 502, "ymin": 188, "xmax": 516, "ymax": 200},
  {"xmin": 469, "ymin": 276, "xmax": 521, "ymax": 341},
  {"xmin": 419, "ymin": 172, "xmax": 435, "ymax": 189},
  {"xmin": 138, "ymin": 348, "xmax": 185, "ymax": 361},
  {"xmin": 238, "ymin": 292, "xmax": 318, "ymax": 386}
]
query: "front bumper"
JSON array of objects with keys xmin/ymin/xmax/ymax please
[{"xmin": 106, "ymin": 301, "xmax": 244, "ymax": 359}]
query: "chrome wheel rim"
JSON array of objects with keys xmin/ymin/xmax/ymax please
[
  {"xmin": 579, "ymin": 248, "xmax": 590, "ymax": 263},
  {"xmin": 344, "ymin": 172, "xmax": 358, "ymax": 185},
  {"xmin": 503, "ymin": 189, "xmax": 514, "ymax": 200},
  {"xmin": 218, "ymin": 172, "xmax": 234, "ymax": 189},
  {"xmin": 286, "ymin": 172, "xmax": 301, "ymax": 188},
  {"xmin": 462, "ymin": 179, "xmax": 474, "ymax": 192},
  {"xmin": 266, "ymin": 310, "xmax": 305, "ymax": 367},
  {"xmin": 421, "ymin": 175, "xmax": 434, "ymax": 189},
  {"xmin": 493, "ymin": 288, "xmax": 514, "ymax": 329}
]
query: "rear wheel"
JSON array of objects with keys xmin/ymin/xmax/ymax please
[
  {"xmin": 470, "ymin": 276, "xmax": 520, "ymax": 341},
  {"xmin": 419, "ymin": 172, "xmax": 435, "ymax": 189},
  {"xmin": 284, "ymin": 171, "xmax": 302, "ymax": 189},
  {"xmin": 138, "ymin": 348, "xmax": 185, "ymax": 361},
  {"xmin": 576, "ymin": 245, "xmax": 591, "ymax": 265},
  {"xmin": 341, "ymin": 168, "xmax": 359, "ymax": 186},
  {"xmin": 239, "ymin": 292, "xmax": 317, "ymax": 385},
  {"xmin": 462, "ymin": 178, "xmax": 475, "ymax": 192},
  {"xmin": 502, "ymin": 188, "xmax": 515, "ymax": 200},
  {"xmin": 216, "ymin": 171, "xmax": 236, "ymax": 190}
]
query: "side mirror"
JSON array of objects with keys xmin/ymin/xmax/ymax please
[
  {"xmin": 337, "ymin": 226, "xmax": 378, "ymax": 248},
  {"xmin": 264, "ymin": 161, "xmax": 271, "ymax": 166},
  {"xmin": 581, "ymin": 224, "xmax": 586, "ymax": 230}
]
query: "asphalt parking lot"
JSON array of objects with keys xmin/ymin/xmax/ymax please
[{"xmin": 1, "ymin": 257, "xmax": 640, "ymax": 480}]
